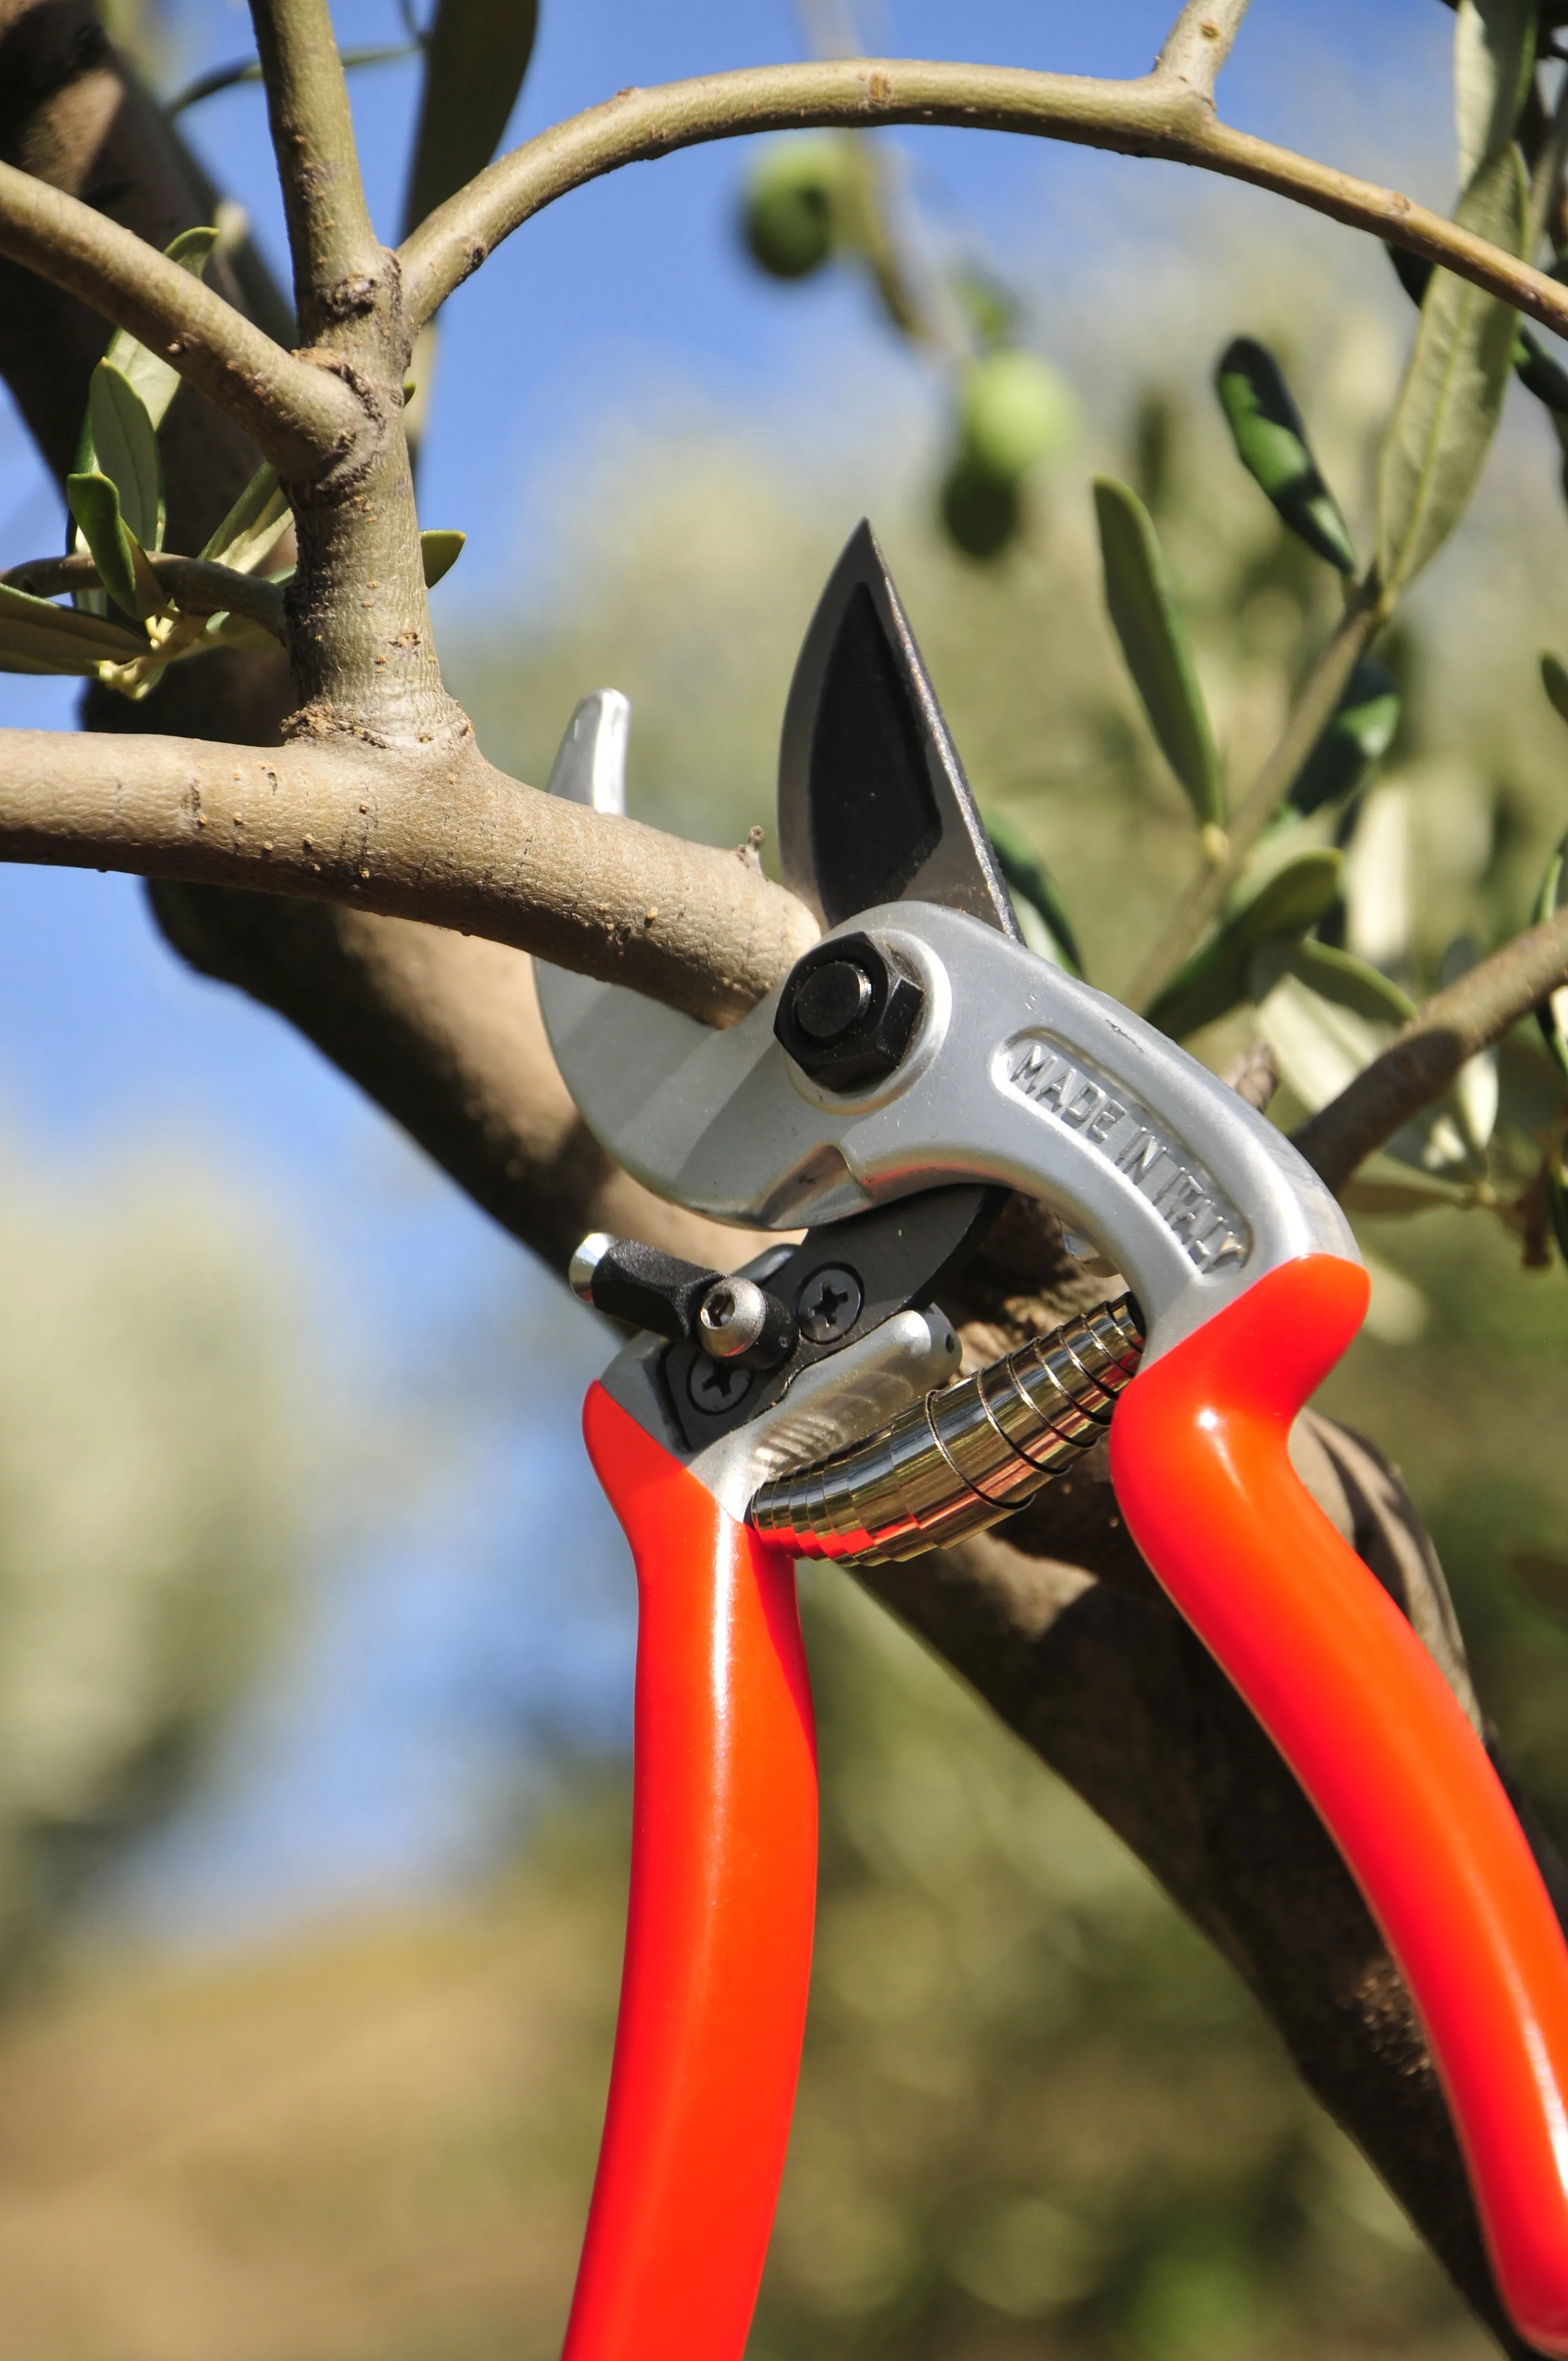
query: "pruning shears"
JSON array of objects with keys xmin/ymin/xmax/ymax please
[{"xmin": 537, "ymin": 524, "xmax": 1568, "ymax": 2361}]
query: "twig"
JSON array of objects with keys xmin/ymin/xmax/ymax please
[
  {"xmin": 0, "ymin": 727, "xmax": 817, "ymax": 1027},
  {"xmin": 247, "ymin": 0, "xmax": 385, "ymax": 336},
  {"xmin": 1, "ymin": 553, "xmax": 288, "ymax": 637},
  {"xmin": 0, "ymin": 160, "xmax": 360, "ymax": 476},
  {"xmin": 1125, "ymin": 576, "xmax": 1384, "ymax": 1011},
  {"xmin": 1156, "ymin": 0, "xmax": 1252, "ymax": 100},
  {"xmin": 1293, "ymin": 904, "xmax": 1568, "ymax": 1195},
  {"xmin": 396, "ymin": 57, "xmax": 1568, "ymax": 340},
  {"xmin": 165, "ymin": 43, "xmax": 417, "ymax": 122}
]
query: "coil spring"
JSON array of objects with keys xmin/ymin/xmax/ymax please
[{"xmin": 747, "ymin": 1294, "xmax": 1144, "ymax": 1567}]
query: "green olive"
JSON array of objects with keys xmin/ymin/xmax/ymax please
[
  {"xmin": 939, "ymin": 457, "xmax": 1021, "ymax": 562},
  {"xmin": 957, "ymin": 350, "xmax": 1077, "ymax": 482},
  {"xmin": 741, "ymin": 139, "xmax": 846, "ymax": 281}
]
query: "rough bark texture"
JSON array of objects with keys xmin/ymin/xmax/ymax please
[{"xmin": 0, "ymin": 9, "xmax": 1560, "ymax": 2353}]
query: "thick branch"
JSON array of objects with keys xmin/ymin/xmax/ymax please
[
  {"xmin": 0, "ymin": 159, "xmax": 361, "ymax": 476},
  {"xmin": 0, "ymin": 727, "xmax": 816, "ymax": 1026},
  {"xmin": 247, "ymin": 0, "xmax": 384, "ymax": 338},
  {"xmin": 1294, "ymin": 905, "xmax": 1568, "ymax": 1195},
  {"xmin": 399, "ymin": 56, "xmax": 1568, "ymax": 342},
  {"xmin": 1156, "ymin": 0, "xmax": 1251, "ymax": 98}
]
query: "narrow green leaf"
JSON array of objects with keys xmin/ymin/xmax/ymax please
[
  {"xmin": 0, "ymin": 581, "xmax": 144, "ymax": 673},
  {"xmin": 1533, "ymin": 826, "xmax": 1568, "ymax": 1085},
  {"xmin": 1147, "ymin": 846, "xmax": 1342, "ymax": 1040},
  {"xmin": 1542, "ymin": 652, "xmax": 1568, "ymax": 730},
  {"xmin": 984, "ymin": 812, "xmax": 1084, "ymax": 976},
  {"xmin": 66, "ymin": 472, "xmax": 160, "ymax": 618},
  {"xmin": 1341, "ymin": 1162, "xmax": 1474, "ymax": 1215},
  {"xmin": 85, "ymin": 365, "xmax": 163, "ymax": 552},
  {"xmin": 199, "ymin": 465, "xmax": 290, "ymax": 573},
  {"xmin": 1092, "ymin": 476, "xmax": 1222, "ymax": 828},
  {"xmin": 401, "ymin": 0, "xmax": 538, "ymax": 240},
  {"xmin": 1376, "ymin": 144, "xmax": 1527, "ymax": 598},
  {"xmin": 1453, "ymin": 0, "xmax": 1534, "ymax": 185},
  {"xmin": 81, "ymin": 228, "xmax": 219, "ymax": 454},
  {"xmin": 1215, "ymin": 338, "xmax": 1356, "ymax": 573},
  {"xmin": 420, "ymin": 528, "xmax": 466, "ymax": 589},
  {"xmin": 1388, "ymin": 246, "xmax": 1568, "ymax": 427},
  {"xmin": 1291, "ymin": 661, "xmax": 1401, "ymax": 815}
]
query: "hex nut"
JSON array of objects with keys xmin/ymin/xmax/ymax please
[{"xmin": 774, "ymin": 932, "xmax": 925, "ymax": 1092}]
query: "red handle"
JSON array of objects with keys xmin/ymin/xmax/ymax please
[
  {"xmin": 563, "ymin": 1383, "xmax": 817, "ymax": 2361},
  {"xmin": 1109, "ymin": 1255, "xmax": 1568, "ymax": 2355}
]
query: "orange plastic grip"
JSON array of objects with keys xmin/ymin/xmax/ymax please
[
  {"xmin": 1109, "ymin": 1254, "xmax": 1568, "ymax": 2355},
  {"xmin": 563, "ymin": 1383, "xmax": 817, "ymax": 2361}
]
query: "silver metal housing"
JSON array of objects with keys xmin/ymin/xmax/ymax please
[{"xmin": 538, "ymin": 899, "xmax": 1358, "ymax": 1370}]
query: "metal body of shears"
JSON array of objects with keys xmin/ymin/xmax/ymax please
[{"xmin": 537, "ymin": 524, "xmax": 1568, "ymax": 2360}]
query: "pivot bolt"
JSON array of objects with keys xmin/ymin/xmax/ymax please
[
  {"xmin": 793, "ymin": 958, "xmax": 872, "ymax": 1044},
  {"xmin": 774, "ymin": 932, "xmax": 925, "ymax": 1093}
]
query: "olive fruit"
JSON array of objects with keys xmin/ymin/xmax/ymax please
[
  {"xmin": 939, "ymin": 456, "xmax": 1021, "ymax": 562},
  {"xmin": 957, "ymin": 349, "xmax": 1077, "ymax": 481},
  {"xmin": 742, "ymin": 139, "xmax": 847, "ymax": 281}
]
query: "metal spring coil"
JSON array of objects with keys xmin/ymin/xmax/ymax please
[{"xmin": 747, "ymin": 1294, "xmax": 1144, "ymax": 1567}]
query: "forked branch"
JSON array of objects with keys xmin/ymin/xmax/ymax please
[
  {"xmin": 398, "ymin": 57, "xmax": 1568, "ymax": 340},
  {"xmin": 1157, "ymin": 0, "xmax": 1253, "ymax": 99},
  {"xmin": 0, "ymin": 161, "xmax": 360, "ymax": 476}
]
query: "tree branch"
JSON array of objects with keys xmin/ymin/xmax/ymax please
[
  {"xmin": 1156, "ymin": 0, "xmax": 1252, "ymax": 99},
  {"xmin": 0, "ymin": 160, "xmax": 361, "ymax": 477},
  {"xmin": 398, "ymin": 56, "xmax": 1568, "ymax": 342},
  {"xmin": 0, "ymin": 726, "xmax": 816, "ymax": 1026},
  {"xmin": 2, "ymin": 555, "xmax": 287, "ymax": 637},
  {"xmin": 247, "ymin": 0, "xmax": 385, "ymax": 338},
  {"xmin": 1294, "ymin": 904, "xmax": 1568, "ymax": 1195}
]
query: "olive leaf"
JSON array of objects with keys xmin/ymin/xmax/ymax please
[
  {"xmin": 1290, "ymin": 661, "xmax": 1401, "ymax": 815},
  {"xmin": 83, "ymin": 226, "xmax": 218, "ymax": 451},
  {"xmin": 85, "ymin": 365, "xmax": 163, "ymax": 554},
  {"xmin": 0, "ymin": 580, "xmax": 144, "ymax": 674},
  {"xmin": 64, "ymin": 473, "xmax": 162, "ymax": 621},
  {"xmin": 1453, "ymin": 0, "xmax": 1534, "ymax": 186},
  {"xmin": 401, "ymin": 0, "xmax": 538, "ymax": 240},
  {"xmin": 200, "ymin": 465, "xmax": 290, "ymax": 575},
  {"xmin": 1376, "ymin": 144, "xmax": 1528, "ymax": 599},
  {"xmin": 1215, "ymin": 338, "xmax": 1356, "ymax": 574},
  {"xmin": 1533, "ymin": 827, "xmax": 1568, "ymax": 1086},
  {"xmin": 1542, "ymin": 651, "xmax": 1568, "ymax": 731},
  {"xmin": 1253, "ymin": 939, "xmax": 1482, "ymax": 1177},
  {"xmin": 420, "ymin": 529, "xmax": 466, "ymax": 589},
  {"xmin": 984, "ymin": 812, "xmax": 1083, "ymax": 976},
  {"xmin": 1092, "ymin": 477, "xmax": 1223, "ymax": 829},
  {"xmin": 1549, "ymin": 1157, "xmax": 1568, "ymax": 1269},
  {"xmin": 1146, "ymin": 845, "xmax": 1343, "ymax": 1040}
]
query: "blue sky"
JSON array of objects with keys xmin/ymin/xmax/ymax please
[{"xmin": 0, "ymin": 0, "xmax": 1460, "ymax": 1942}]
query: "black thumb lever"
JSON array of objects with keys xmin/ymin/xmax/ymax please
[{"xmin": 569, "ymin": 1234, "xmax": 798, "ymax": 1373}]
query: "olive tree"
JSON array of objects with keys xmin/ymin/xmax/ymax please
[{"xmin": 3, "ymin": 0, "xmax": 1568, "ymax": 2347}]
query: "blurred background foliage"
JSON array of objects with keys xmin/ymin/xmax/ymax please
[{"xmin": 1, "ymin": 1, "xmax": 1567, "ymax": 2355}]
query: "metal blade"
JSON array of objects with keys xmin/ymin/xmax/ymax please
[{"xmin": 778, "ymin": 519, "xmax": 1017, "ymax": 936}]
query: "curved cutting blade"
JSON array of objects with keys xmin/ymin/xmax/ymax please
[{"xmin": 778, "ymin": 519, "xmax": 1017, "ymax": 936}]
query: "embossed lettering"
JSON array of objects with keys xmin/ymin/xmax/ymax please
[{"xmin": 1000, "ymin": 1033, "xmax": 1253, "ymax": 1272}]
